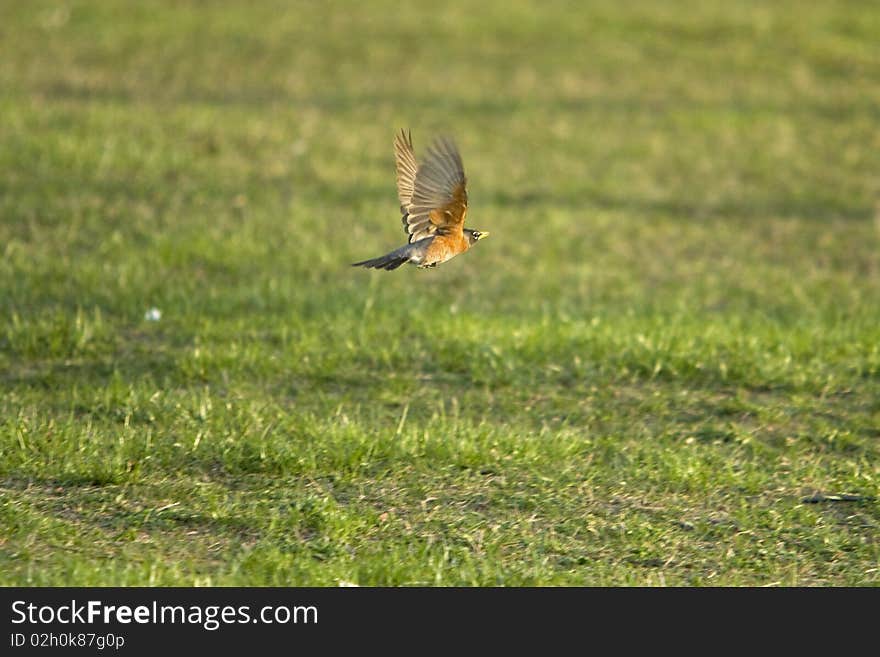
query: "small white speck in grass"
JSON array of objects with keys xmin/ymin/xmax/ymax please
[
  {"xmin": 144, "ymin": 307, "xmax": 162, "ymax": 322},
  {"xmin": 338, "ymin": 580, "xmax": 360, "ymax": 587},
  {"xmin": 292, "ymin": 138, "xmax": 308, "ymax": 157}
]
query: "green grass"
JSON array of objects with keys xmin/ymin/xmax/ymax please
[{"xmin": 1, "ymin": 0, "xmax": 879, "ymax": 586}]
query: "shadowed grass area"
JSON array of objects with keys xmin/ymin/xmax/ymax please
[{"xmin": 1, "ymin": 0, "xmax": 879, "ymax": 585}]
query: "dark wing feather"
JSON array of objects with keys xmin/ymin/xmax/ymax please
[
  {"xmin": 393, "ymin": 129, "xmax": 418, "ymax": 211},
  {"xmin": 400, "ymin": 135, "xmax": 468, "ymax": 243}
]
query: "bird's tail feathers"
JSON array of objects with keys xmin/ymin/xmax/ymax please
[
  {"xmin": 351, "ymin": 245, "xmax": 413, "ymax": 271},
  {"xmin": 351, "ymin": 240, "xmax": 432, "ymax": 271},
  {"xmin": 351, "ymin": 255, "xmax": 408, "ymax": 270}
]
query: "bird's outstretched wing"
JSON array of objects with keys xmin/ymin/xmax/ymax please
[{"xmin": 396, "ymin": 132, "xmax": 468, "ymax": 244}]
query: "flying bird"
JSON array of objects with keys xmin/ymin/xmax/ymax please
[{"xmin": 352, "ymin": 130, "xmax": 489, "ymax": 270}]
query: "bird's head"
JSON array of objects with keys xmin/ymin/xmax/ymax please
[{"xmin": 464, "ymin": 229, "xmax": 490, "ymax": 246}]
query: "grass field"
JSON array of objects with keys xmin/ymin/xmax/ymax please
[{"xmin": 1, "ymin": 0, "xmax": 879, "ymax": 586}]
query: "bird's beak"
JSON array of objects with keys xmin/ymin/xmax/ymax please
[{"xmin": 477, "ymin": 232, "xmax": 490, "ymax": 240}]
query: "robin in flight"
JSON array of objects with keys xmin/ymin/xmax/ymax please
[{"xmin": 352, "ymin": 130, "xmax": 489, "ymax": 271}]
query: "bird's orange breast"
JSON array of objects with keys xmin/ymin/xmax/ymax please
[{"xmin": 423, "ymin": 232, "xmax": 469, "ymax": 266}]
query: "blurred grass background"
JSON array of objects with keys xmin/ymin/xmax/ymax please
[{"xmin": 1, "ymin": 0, "xmax": 878, "ymax": 585}]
